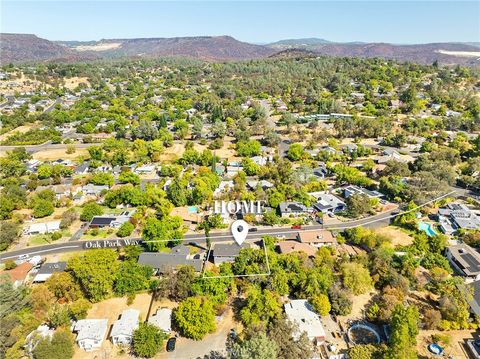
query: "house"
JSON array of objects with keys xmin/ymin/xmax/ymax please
[
  {"xmin": 214, "ymin": 180, "xmax": 234, "ymax": 198},
  {"xmin": 226, "ymin": 166, "xmax": 244, "ymax": 178},
  {"xmin": 279, "ymin": 202, "xmax": 309, "ymax": 218},
  {"xmin": 343, "ymin": 185, "xmax": 384, "ymax": 199},
  {"xmin": 312, "ymin": 193, "xmax": 346, "ymax": 214},
  {"xmin": 25, "ymin": 221, "xmax": 61, "ymax": 235},
  {"xmin": 297, "ymin": 230, "xmax": 335, "ymax": 247},
  {"xmin": 446, "ymin": 244, "xmax": 480, "ymax": 281},
  {"xmin": 251, "ymin": 155, "xmax": 271, "ymax": 166},
  {"xmin": 89, "ymin": 216, "xmax": 116, "ymax": 228},
  {"xmin": 213, "ymin": 243, "xmax": 251, "ymax": 266},
  {"xmin": 312, "ymin": 164, "xmax": 328, "ymax": 179},
  {"xmin": 246, "ymin": 180, "xmax": 274, "ymax": 191},
  {"xmin": 138, "ymin": 245, "xmax": 203, "ymax": 273},
  {"xmin": 134, "ymin": 164, "xmax": 156, "ymax": 174},
  {"xmin": 33, "ymin": 262, "xmax": 67, "ymax": 283},
  {"xmin": 72, "ymin": 319, "xmax": 108, "ymax": 351},
  {"xmin": 284, "ymin": 299, "xmax": 326, "ymax": 345},
  {"xmin": 148, "ymin": 308, "xmax": 172, "ymax": 333},
  {"xmin": 437, "ymin": 203, "xmax": 480, "ymax": 233},
  {"xmin": 25, "ymin": 325, "xmax": 54, "ymax": 354},
  {"xmin": 277, "ymin": 241, "xmax": 317, "ymax": 257},
  {"xmin": 51, "ymin": 185, "xmax": 72, "ymax": 200},
  {"xmin": 73, "ymin": 162, "xmax": 89, "ymax": 175},
  {"xmin": 2, "ymin": 262, "xmax": 34, "ymax": 288},
  {"xmin": 82, "ymin": 184, "xmax": 109, "ymax": 196},
  {"xmin": 110, "ymin": 309, "xmax": 140, "ymax": 345},
  {"xmin": 466, "ymin": 337, "xmax": 480, "ymax": 359}
]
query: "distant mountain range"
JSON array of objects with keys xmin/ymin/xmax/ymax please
[{"xmin": 1, "ymin": 33, "xmax": 479, "ymax": 65}]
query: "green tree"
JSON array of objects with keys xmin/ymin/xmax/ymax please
[
  {"xmin": 142, "ymin": 215, "xmax": 185, "ymax": 250},
  {"xmin": 80, "ymin": 202, "xmax": 104, "ymax": 222},
  {"xmin": 287, "ymin": 143, "xmax": 305, "ymax": 161},
  {"xmin": 0, "ymin": 221, "xmax": 19, "ymax": 251},
  {"xmin": 118, "ymin": 171, "xmax": 140, "ymax": 185},
  {"xmin": 341, "ymin": 262, "xmax": 373, "ymax": 295},
  {"xmin": 67, "ymin": 249, "xmax": 119, "ymax": 302},
  {"xmin": 117, "ymin": 221, "xmax": 135, "ymax": 237},
  {"xmin": 32, "ymin": 199, "xmax": 54, "ymax": 218},
  {"xmin": 69, "ymin": 298, "xmax": 91, "ymax": 320},
  {"xmin": 386, "ymin": 305, "xmax": 419, "ymax": 359},
  {"xmin": 240, "ymin": 288, "xmax": 282, "ymax": 328},
  {"xmin": 32, "ymin": 329, "xmax": 74, "ymax": 359},
  {"xmin": 174, "ymin": 296, "xmax": 216, "ymax": 340},
  {"xmin": 114, "ymin": 261, "xmax": 153, "ymax": 296},
  {"xmin": 132, "ymin": 323, "xmax": 166, "ymax": 358},
  {"xmin": 311, "ymin": 294, "xmax": 331, "ymax": 316},
  {"xmin": 232, "ymin": 332, "xmax": 279, "ymax": 359}
]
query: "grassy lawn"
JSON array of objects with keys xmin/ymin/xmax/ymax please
[
  {"xmin": 28, "ymin": 235, "xmax": 52, "ymax": 246},
  {"xmin": 82, "ymin": 229, "xmax": 114, "ymax": 240}
]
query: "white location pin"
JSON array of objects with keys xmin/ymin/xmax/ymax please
[{"xmin": 231, "ymin": 219, "xmax": 249, "ymax": 246}]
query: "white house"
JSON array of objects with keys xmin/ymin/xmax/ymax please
[
  {"xmin": 110, "ymin": 309, "xmax": 140, "ymax": 345},
  {"xmin": 25, "ymin": 221, "xmax": 61, "ymax": 235},
  {"xmin": 284, "ymin": 299, "xmax": 326, "ymax": 345},
  {"xmin": 72, "ymin": 319, "xmax": 108, "ymax": 351},
  {"xmin": 135, "ymin": 164, "xmax": 156, "ymax": 174},
  {"xmin": 148, "ymin": 308, "xmax": 172, "ymax": 333}
]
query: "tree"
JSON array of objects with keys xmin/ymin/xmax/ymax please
[
  {"xmin": 329, "ymin": 285, "xmax": 352, "ymax": 316},
  {"xmin": 132, "ymin": 323, "xmax": 166, "ymax": 358},
  {"xmin": 89, "ymin": 172, "xmax": 114, "ymax": 187},
  {"xmin": 287, "ymin": 143, "xmax": 305, "ymax": 161},
  {"xmin": 386, "ymin": 305, "xmax": 419, "ymax": 359},
  {"xmin": 346, "ymin": 194, "xmax": 373, "ymax": 218},
  {"xmin": 348, "ymin": 344, "xmax": 386, "ymax": 359},
  {"xmin": 67, "ymin": 249, "xmax": 119, "ymax": 302},
  {"xmin": 236, "ymin": 140, "xmax": 261, "ymax": 157},
  {"xmin": 46, "ymin": 272, "xmax": 82, "ymax": 302},
  {"xmin": 142, "ymin": 215, "xmax": 185, "ymax": 250},
  {"xmin": 174, "ymin": 296, "xmax": 216, "ymax": 340},
  {"xmin": 268, "ymin": 315, "xmax": 313, "ymax": 359},
  {"xmin": 80, "ymin": 202, "xmax": 104, "ymax": 222},
  {"xmin": 69, "ymin": 298, "xmax": 91, "ymax": 320},
  {"xmin": 117, "ymin": 221, "xmax": 135, "ymax": 237},
  {"xmin": 32, "ymin": 329, "xmax": 74, "ymax": 359},
  {"xmin": 240, "ymin": 288, "xmax": 282, "ymax": 328},
  {"xmin": 118, "ymin": 171, "xmax": 140, "ymax": 185},
  {"xmin": 232, "ymin": 332, "xmax": 279, "ymax": 359},
  {"xmin": 341, "ymin": 262, "xmax": 373, "ymax": 295},
  {"xmin": 311, "ymin": 294, "xmax": 331, "ymax": 316},
  {"xmin": 0, "ymin": 221, "xmax": 19, "ymax": 251},
  {"xmin": 32, "ymin": 199, "xmax": 54, "ymax": 218},
  {"xmin": 114, "ymin": 261, "xmax": 153, "ymax": 296}
]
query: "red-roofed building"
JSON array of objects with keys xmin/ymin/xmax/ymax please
[{"xmin": 2, "ymin": 262, "xmax": 33, "ymax": 288}]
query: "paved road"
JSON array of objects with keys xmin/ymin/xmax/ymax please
[{"xmin": 0, "ymin": 206, "xmax": 399, "ymax": 262}]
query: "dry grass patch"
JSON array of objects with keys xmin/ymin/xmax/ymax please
[{"xmin": 374, "ymin": 226, "xmax": 414, "ymax": 247}]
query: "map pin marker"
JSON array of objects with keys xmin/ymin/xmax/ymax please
[{"xmin": 231, "ymin": 219, "xmax": 248, "ymax": 246}]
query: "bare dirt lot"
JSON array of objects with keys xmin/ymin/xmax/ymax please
[
  {"xmin": 374, "ymin": 226, "xmax": 415, "ymax": 247},
  {"xmin": 417, "ymin": 329, "xmax": 477, "ymax": 359}
]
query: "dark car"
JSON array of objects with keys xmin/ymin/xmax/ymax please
[
  {"xmin": 248, "ymin": 227, "xmax": 258, "ymax": 232},
  {"xmin": 166, "ymin": 337, "xmax": 176, "ymax": 352}
]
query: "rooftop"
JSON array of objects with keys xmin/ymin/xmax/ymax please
[
  {"xmin": 111, "ymin": 309, "xmax": 140, "ymax": 338},
  {"xmin": 284, "ymin": 299, "xmax": 326, "ymax": 341}
]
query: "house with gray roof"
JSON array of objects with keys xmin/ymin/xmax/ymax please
[
  {"xmin": 213, "ymin": 243, "xmax": 251, "ymax": 266},
  {"xmin": 138, "ymin": 245, "xmax": 203, "ymax": 273},
  {"xmin": 110, "ymin": 309, "xmax": 140, "ymax": 345},
  {"xmin": 148, "ymin": 308, "xmax": 172, "ymax": 333},
  {"xmin": 446, "ymin": 244, "xmax": 480, "ymax": 281},
  {"xmin": 72, "ymin": 319, "xmax": 108, "ymax": 351},
  {"xmin": 437, "ymin": 203, "xmax": 480, "ymax": 234},
  {"xmin": 343, "ymin": 185, "xmax": 385, "ymax": 199},
  {"xmin": 33, "ymin": 262, "xmax": 66, "ymax": 283},
  {"xmin": 312, "ymin": 193, "xmax": 346, "ymax": 214},
  {"xmin": 279, "ymin": 201, "xmax": 310, "ymax": 218}
]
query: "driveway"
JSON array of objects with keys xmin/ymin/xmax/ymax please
[{"xmin": 159, "ymin": 309, "xmax": 238, "ymax": 359}]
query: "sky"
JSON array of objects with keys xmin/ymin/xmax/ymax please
[{"xmin": 1, "ymin": 1, "xmax": 479, "ymax": 44}]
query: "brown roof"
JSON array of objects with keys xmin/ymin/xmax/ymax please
[
  {"xmin": 277, "ymin": 241, "xmax": 317, "ymax": 257},
  {"xmin": 2, "ymin": 262, "xmax": 33, "ymax": 282},
  {"xmin": 297, "ymin": 230, "xmax": 335, "ymax": 244}
]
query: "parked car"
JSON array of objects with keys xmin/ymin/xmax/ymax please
[
  {"xmin": 248, "ymin": 228, "xmax": 258, "ymax": 232},
  {"xmin": 166, "ymin": 337, "xmax": 176, "ymax": 352},
  {"xmin": 17, "ymin": 254, "xmax": 29, "ymax": 261},
  {"xmin": 291, "ymin": 225, "xmax": 302, "ymax": 229}
]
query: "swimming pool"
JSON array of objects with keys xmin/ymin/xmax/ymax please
[
  {"xmin": 419, "ymin": 222, "xmax": 437, "ymax": 237},
  {"xmin": 187, "ymin": 206, "xmax": 198, "ymax": 214}
]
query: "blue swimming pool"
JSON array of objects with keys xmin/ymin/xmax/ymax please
[
  {"xmin": 419, "ymin": 222, "xmax": 437, "ymax": 237},
  {"xmin": 187, "ymin": 206, "xmax": 198, "ymax": 214}
]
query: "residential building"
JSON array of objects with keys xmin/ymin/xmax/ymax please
[
  {"xmin": 277, "ymin": 241, "xmax": 317, "ymax": 257},
  {"xmin": 246, "ymin": 180, "xmax": 274, "ymax": 191},
  {"xmin": 312, "ymin": 193, "xmax": 346, "ymax": 214},
  {"xmin": 312, "ymin": 164, "xmax": 328, "ymax": 179},
  {"xmin": 297, "ymin": 230, "xmax": 335, "ymax": 247},
  {"xmin": 33, "ymin": 262, "xmax": 67, "ymax": 283},
  {"xmin": 74, "ymin": 162, "xmax": 89, "ymax": 175},
  {"xmin": 134, "ymin": 164, "xmax": 156, "ymax": 174},
  {"xmin": 24, "ymin": 221, "xmax": 61, "ymax": 235},
  {"xmin": 3, "ymin": 262, "xmax": 33, "ymax": 287},
  {"xmin": 438, "ymin": 203, "xmax": 480, "ymax": 234},
  {"xmin": 213, "ymin": 243, "xmax": 250, "ymax": 266},
  {"xmin": 138, "ymin": 245, "xmax": 204, "ymax": 273},
  {"xmin": 284, "ymin": 299, "xmax": 326, "ymax": 345},
  {"xmin": 110, "ymin": 309, "xmax": 140, "ymax": 345},
  {"xmin": 279, "ymin": 201, "xmax": 309, "ymax": 218},
  {"xmin": 446, "ymin": 244, "xmax": 480, "ymax": 281},
  {"xmin": 72, "ymin": 319, "xmax": 108, "ymax": 351},
  {"xmin": 89, "ymin": 216, "xmax": 116, "ymax": 228},
  {"xmin": 148, "ymin": 308, "xmax": 172, "ymax": 333},
  {"xmin": 82, "ymin": 184, "xmax": 109, "ymax": 196},
  {"xmin": 343, "ymin": 185, "xmax": 384, "ymax": 199}
]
